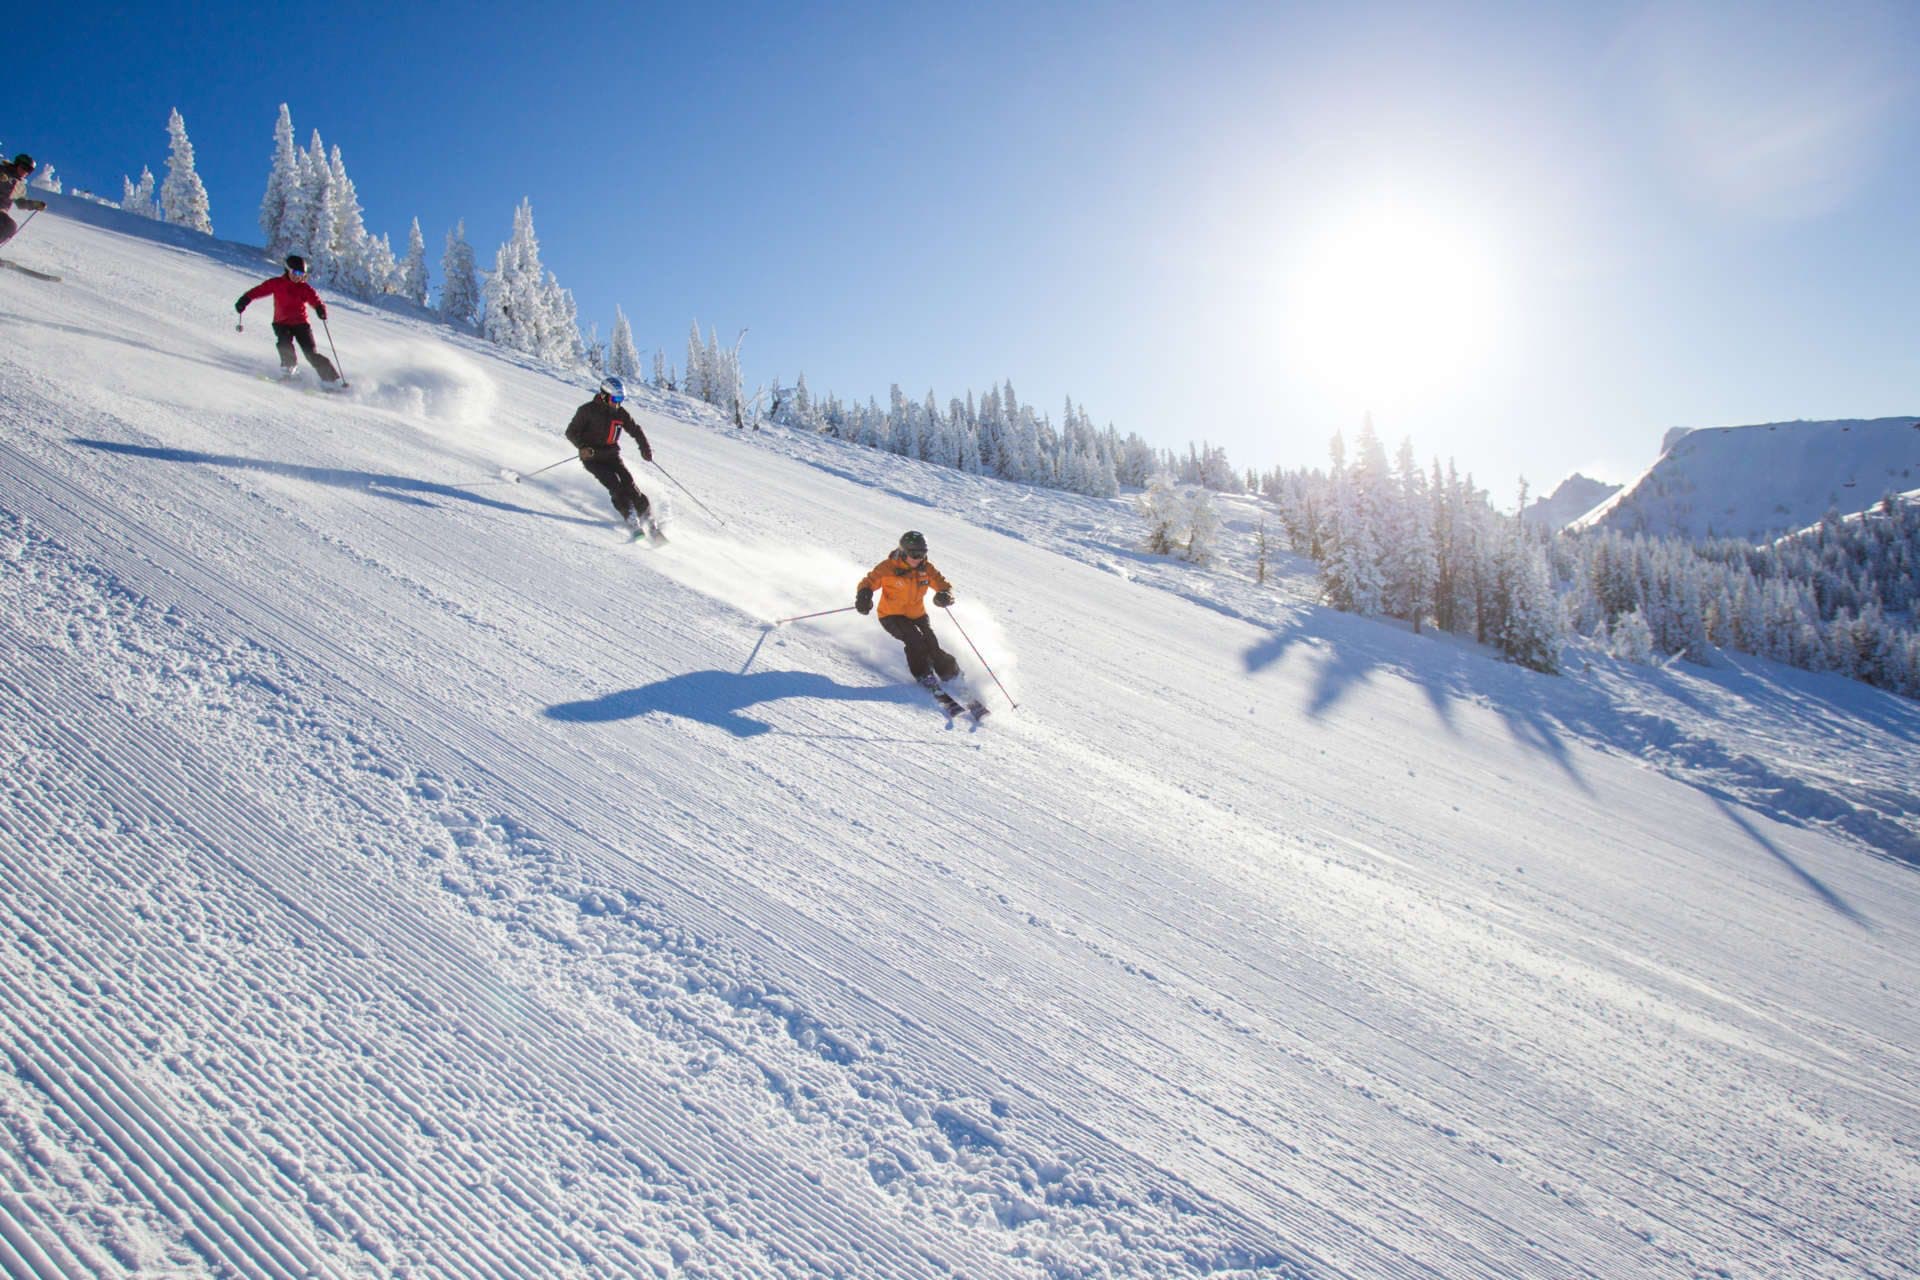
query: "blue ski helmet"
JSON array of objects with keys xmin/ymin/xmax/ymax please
[{"xmin": 599, "ymin": 375, "xmax": 626, "ymax": 403}]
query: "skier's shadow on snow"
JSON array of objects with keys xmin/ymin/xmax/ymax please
[
  {"xmin": 72, "ymin": 438, "xmax": 601, "ymax": 525},
  {"xmin": 545, "ymin": 670, "xmax": 924, "ymax": 738}
]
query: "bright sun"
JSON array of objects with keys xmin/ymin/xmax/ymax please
[{"xmin": 1284, "ymin": 203, "xmax": 1502, "ymax": 406}]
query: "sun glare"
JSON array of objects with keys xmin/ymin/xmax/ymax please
[{"xmin": 1284, "ymin": 203, "xmax": 1502, "ymax": 406}]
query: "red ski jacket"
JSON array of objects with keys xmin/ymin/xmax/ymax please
[{"xmin": 236, "ymin": 273, "xmax": 327, "ymax": 325}]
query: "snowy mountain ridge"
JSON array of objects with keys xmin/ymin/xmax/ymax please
[
  {"xmin": 1, "ymin": 198, "xmax": 1918, "ymax": 1280},
  {"xmin": 1519, "ymin": 472, "xmax": 1620, "ymax": 531},
  {"xmin": 1570, "ymin": 417, "xmax": 1920, "ymax": 542}
]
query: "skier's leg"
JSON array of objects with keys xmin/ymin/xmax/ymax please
[
  {"xmin": 0, "ymin": 212, "xmax": 16, "ymax": 248},
  {"xmin": 919, "ymin": 617, "xmax": 961, "ymax": 682},
  {"xmin": 611, "ymin": 460, "xmax": 649, "ymax": 519},
  {"xmin": 293, "ymin": 324, "xmax": 341, "ymax": 382},
  {"xmin": 880, "ymin": 615, "xmax": 934, "ymax": 681},
  {"xmin": 269, "ymin": 322, "xmax": 299, "ymax": 371},
  {"xmin": 582, "ymin": 457, "xmax": 634, "ymax": 517}
]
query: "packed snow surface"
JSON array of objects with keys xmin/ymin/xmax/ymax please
[{"xmin": 2, "ymin": 200, "xmax": 1917, "ymax": 1279}]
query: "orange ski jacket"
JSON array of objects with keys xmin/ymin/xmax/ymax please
[{"xmin": 858, "ymin": 551, "xmax": 951, "ymax": 619}]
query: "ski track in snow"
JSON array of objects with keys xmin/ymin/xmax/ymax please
[{"xmin": 0, "ymin": 198, "xmax": 1916, "ymax": 1279}]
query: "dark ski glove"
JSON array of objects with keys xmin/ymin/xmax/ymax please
[
  {"xmin": 578, "ymin": 446, "xmax": 598, "ymax": 461},
  {"xmin": 640, "ymin": 443, "xmax": 653, "ymax": 462},
  {"xmin": 16, "ymin": 199, "xmax": 45, "ymax": 212},
  {"xmin": 855, "ymin": 587, "xmax": 873, "ymax": 616},
  {"xmin": 315, "ymin": 304, "xmax": 328, "ymax": 320},
  {"xmin": 933, "ymin": 591, "xmax": 953, "ymax": 608}
]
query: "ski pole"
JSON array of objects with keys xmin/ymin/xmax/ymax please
[
  {"xmin": 647, "ymin": 459, "xmax": 728, "ymax": 529},
  {"xmin": 320, "ymin": 313, "xmax": 347, "ymax": 386},
  {"xmin": 771, "ymin": 605, "xmax": 857, "ymax": 626},
  {"xmin": 452, "ymin": 453, "xmax": 577, "ymax": 489},
  {"xmin": 942, "ymin": 606, "xmax": 1017, "ymax": 708}
]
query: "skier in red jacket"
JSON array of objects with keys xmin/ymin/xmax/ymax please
[{"xmin": 234, "ymin": 255, "xmax": 343, "ymax": 386}]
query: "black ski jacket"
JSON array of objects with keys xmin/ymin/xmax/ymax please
[{"xmin": 566, "ymin": 395, "xmax": 651, "ymax": 459}]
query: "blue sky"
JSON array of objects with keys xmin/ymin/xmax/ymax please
[{"xmin": 16, "ymin": 1, "xmax": 1920, "ymax": 496}]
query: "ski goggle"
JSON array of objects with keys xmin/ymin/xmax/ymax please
[
  {"xmin": 607, "ymin": 391, "xmax": 624, "ymax": 403},
  {"xmin": 901, "ymin": 549, "xmax": 925, "ymax": 561}
]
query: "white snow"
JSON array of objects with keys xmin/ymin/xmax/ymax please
[
  {"xmin": 2, "ymin": 198, "xmax": 1917, "ymax": 1279},
  {"xmin": 1571, "ymin": 418, "xmax": 1920, "ymax": 542}
]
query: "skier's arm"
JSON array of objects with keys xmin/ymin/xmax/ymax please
[
  {"xmin": 235, "ymin": 279, "xmax": 273, "ymax": 313},
  {"xmin": 564, "ymin": 404, "xmax": 594, "ymax": 451},
  {"xmin": 622, "ymin": 410, "xmax": 653, "ymax": 461}
]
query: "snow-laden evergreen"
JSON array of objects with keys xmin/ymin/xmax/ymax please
[
  {"xmin": 398, "ymin": 217, "xmax": 430, "ymax": 306},
  {"xmin": 258, "ymin": 103, "xmax": 300, "ymax": 256},
  {"xmin": 608, "ymin": 305, "xmax": 643, "ymax": 380},
  {"xmin": 118, "ymin": 166, "xmax": 159, "ymax": 220},
  {"xmin": 159, "ymin": 108, "xmax": 213, "ymax": 234},
  {"xmin": 439, "ymin": 219, "xmax": 479, "ymax": 327},
  {"xmin": 481, "ymin": 198, "xmax": 583, "ymax": 366}
]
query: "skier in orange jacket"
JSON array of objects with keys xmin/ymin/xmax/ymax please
[{"xmin": 855, "ymin": 530, "xmax": 961, "ymax": 688}]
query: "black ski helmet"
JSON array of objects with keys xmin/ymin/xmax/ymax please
[
  {"xmin": 13, "ymin": 154, "xmax": 33, "ymax": 172},
  {"xmin": 898, "ymin": 530, "xmax": 928, "ymax": 557},
  {"xmin": 285, "ymin": 254, "xmax": 307, "ymax": 273}
]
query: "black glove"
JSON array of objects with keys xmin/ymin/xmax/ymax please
[
  {"xmin": 17, "ymin": 199, "xmax": 46, "ymax": 212},
  {"xmin": 234, "ymin": 300, "xmax": 246, "ymax": 314},
  {"xmin": 640, "ymin": 444, "xmax": 653, "ymax": 462},
  {"xmin": 933, "ymin": 590, "xmax": 953, "ymax": 608},
  {"xmin": 855, "ymin": 587, "xmax": 873, "ymax": 616},
  {"xmin": 315, "ymin": 304, "xmax": 328, "ymax": 320}
]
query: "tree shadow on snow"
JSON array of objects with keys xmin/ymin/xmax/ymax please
[
  {"xmin": 72, "ymin": 438, "xmax": 599, "ymax": 526},
  {"xmin": 1242, "ymin": 611, "xmax": 1590, "ymax": 793},
  {"xmin": 545, "ymin": 670, "xmax": 926, "ymax": 738},
  {"xmin": 1711, "ymin": 797, "xmax": 1872, "ymax": 928}
]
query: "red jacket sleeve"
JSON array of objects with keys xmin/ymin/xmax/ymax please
[{"xmin": 236, "ymin": 279, "xmax": 275, "ymax": 309}]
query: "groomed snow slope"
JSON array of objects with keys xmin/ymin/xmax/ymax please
[{"xmin": 2, "ymin": 203, "xmax": 1918, "ymax": 1279}]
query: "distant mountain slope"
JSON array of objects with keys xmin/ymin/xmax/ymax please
[
  {"xmin": 1521, "ymin": 473, "xmax": 1620, "ymax": 531},
  {"xmin": 1570, "ymin": 418, "xmax": 1920, "ymax": 542}
]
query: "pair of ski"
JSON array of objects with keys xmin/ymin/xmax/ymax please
[
  {"xmin": 260, "ymin": 373, "xmax": 350, "ymax": 394},
  {"xmin": 623, "ymin": 512, "xmax": 667, "ymax": 544},
  {"xmin": 924, "ymin": 679, "xmax": 989, "ymax": 726},
  {"xmin": 0, "ymin": 259, "xmax": 60, "ymax": 282}
]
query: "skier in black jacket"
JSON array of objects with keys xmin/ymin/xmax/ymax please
[
  {"xmin": 0, "ymin": 154, "xmax": 49, "ymax": 249},
  {"xmin": 566, "ymin": 376, "xmax": 656, "ymax": 534}
]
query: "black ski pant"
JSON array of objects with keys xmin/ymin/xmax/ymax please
[
  {"xmin": 581, "ymin": 454, "xmax": 649, "ymax": 520},
  {"xmin": 881, "ymin": 613, "xmax": 959, "ymax": 683},
  {"xmin": 272, "ymin": 322, "xmax": 340, "ymax": 382},
  {"xmin": 0, "ymin": 211, "xmax": 16, "ymax": 249}
]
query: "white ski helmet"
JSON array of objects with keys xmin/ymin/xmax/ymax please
[{"xmin": 599, "ymin": 375, "xmax": 626, "ymax": 402}]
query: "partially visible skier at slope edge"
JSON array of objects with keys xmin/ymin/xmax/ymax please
[
  {"xmin": 566, "ymin": 375, "xmax": 659, "ymax": 538},
  {"xmin": 856, "ymin": 530, "xmax": 985, "ymax": 719},
  {"xmin": 234, "ymin": 255, "xmax": 345, "ymax": 388},
  {"xmin": 0, "ymin": 153, "xmax": 48, "ymax": 249}
]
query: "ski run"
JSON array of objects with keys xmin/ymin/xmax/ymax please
[{"xmin": 0, "ymin": 199, "xmax": 1916, "ymax": 1279}]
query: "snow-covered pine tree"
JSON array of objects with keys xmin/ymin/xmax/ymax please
[
  {"xmin": 160, "ymin": 108, "xmax": 213, "ymax": 234},
  {"xmin": 259, "ymin": 104, "xmax": 299, "ymax": 255},
  {"xmin": 651, "ymin": 349, "xmax": 667, "ymax": 389},
  {"xmin": 326, "ymin": 145, "xmax": 374, "ymax": 294},
  {"xmin": 608, "ymin": 306, "xmax": 642, "ymax": 380},
  {"xmin": 29, "ymin": 165, "xmax": 60, "ymax": 194},
  {"xmin": 398, "ymin": 218, "xmax": 430, "ymax": 305},
  {"xmin": 300, "ymin": 131, "xmax": 334, "ymax": 275},
  {"xmin": 439, "ymin": 221, "xmax": 479, "ymax": 327},
  {"xmin": 685, "ymin": 322, "xmax": 709, "ymax": 402},
  {"xmin": 120, "ymin": 167, "xmax": 159, "ymax": 219},
  {"xmin": 1183, "ymin": 486, "xmax": 1220, "ymax": 564},
  {"xmin": 362, "ymin": 231, "xmax": 397, "ymax": 296},
  {"xmin": 1138, "ymin": 475, "xmax": 1182, "ymax": 555},
  {"xmin": 1390, "ymin": 438, "xmax": 1438, "ymax": 631}
]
